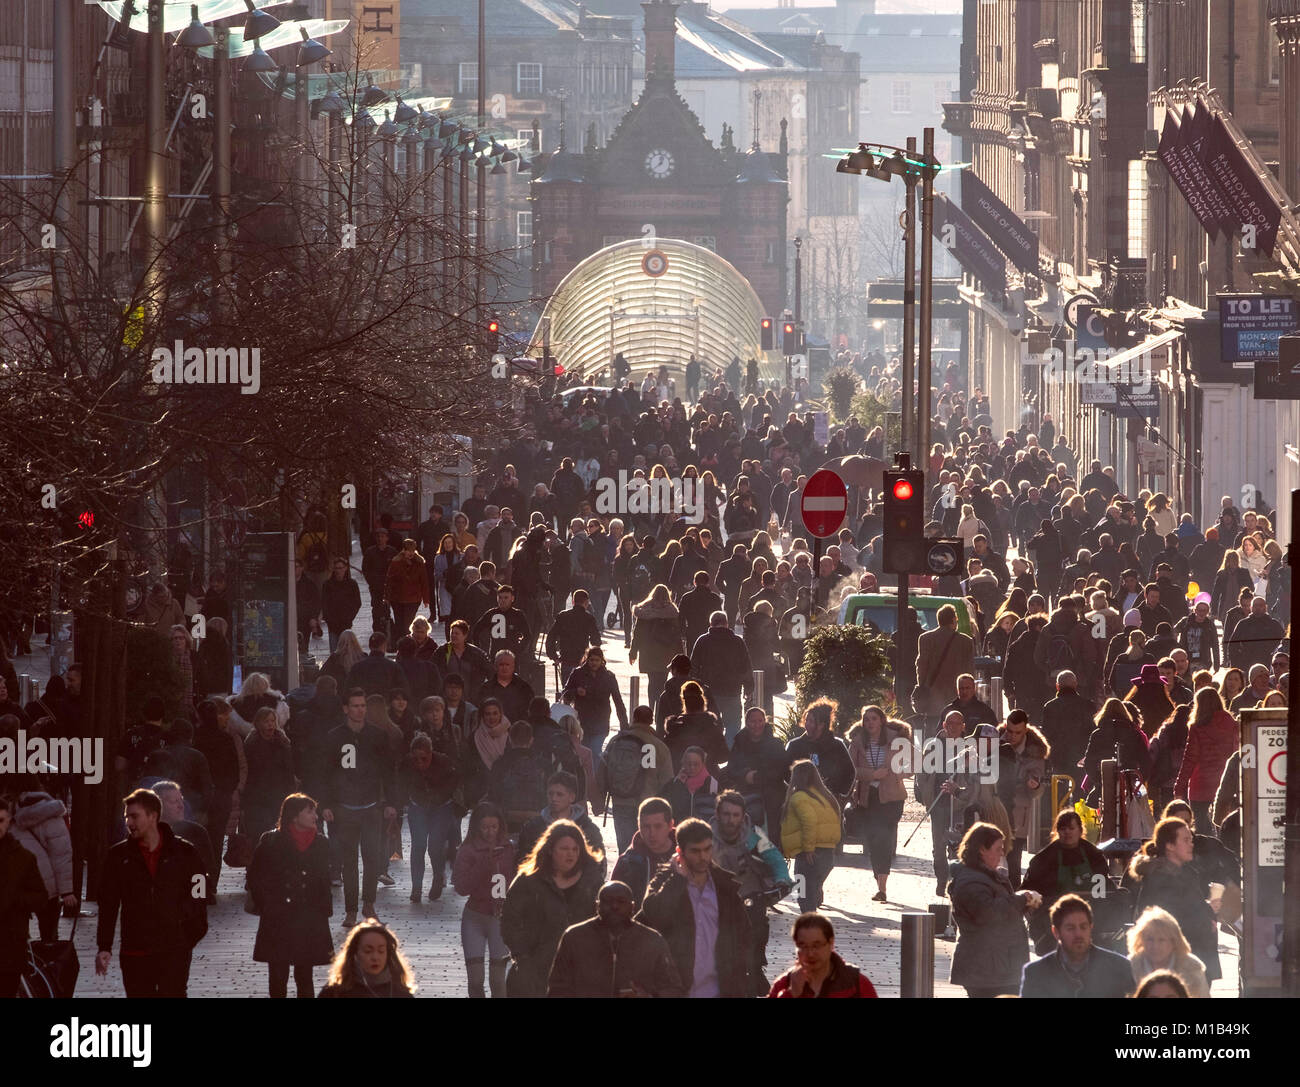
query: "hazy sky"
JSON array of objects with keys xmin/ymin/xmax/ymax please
[{"xmin": 716, "ymin": 0, "xmax": 963, "ymax": 12}]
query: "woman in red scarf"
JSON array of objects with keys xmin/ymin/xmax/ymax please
[{"xmin": 247, "ymin": 793, "xmax": 334, "ymax": 997}]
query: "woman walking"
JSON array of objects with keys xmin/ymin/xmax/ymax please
[
  {"xmin": 1128, "ymin": 817, "xmax": 1221, "ymax": 983},
  {"xmin": 1173, "ymin": 687, "xmax": 1238, "ymax": 837},
  {"xmin": 319, "ymin": 920, "xmax": 416, "ymax": 998},
  {"xmin": 628, "ymin": 584, "xmax": 684, "ymax": 703},
  {"xmin": 1127, "ymin": 905, "xmax": 1210, "ymax": 998},
  {"xmin": 780, "ymin": 759, "xmax": 843, "ymax": 913},
  {"xmin": 500, "ymin": 820, "xmax": 604, "ymax": 997},
  {"xmin": 947, "ymin": 822, "xmax": 1039, "ymax": 998},
  {"xmin": 248, "ymin": 793, "xmax": 333, "ymax": 998},
  {"xmin": 847, "ymin": 706, "xmax": 910, "ymax": 903},
  {"xmin": 320, "ymin": 558, "xmax": 362, "ymax": 653},
  {"xmin": 451, "ymin": 802, "xmax": 516, "ymax": 997},
  {"xmin": 242, "ymin": 707, "xmax": 296, "ymax": 841}
]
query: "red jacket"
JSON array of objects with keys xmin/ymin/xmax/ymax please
[
  {"xmin": 451, "ymin": 837, "xmax": 516, "ymax": 916},
  {"xmin": 768, "ymin": 954, "xmax": 878, "ymax": 998},
  {"xmin": 385, "ymin": 552, "xmax": 429, "ymax": 606},
  {"xmin": 1174, "ymin": 711, "xmax": 1238, "ymax": 802}
]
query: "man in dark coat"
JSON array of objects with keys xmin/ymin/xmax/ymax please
[
  {"xmin": 1039, "ymin": 672, "xmax": 1096, "ymax": 780},
  {"xmin": 678, "ymin": 571, "xmax": 724, "ymax": 650},
  {"xmin": 1019, "ymin": 894, "xmax": 1134, "ymax": 998},
  {"xmin": 362, "ymin": 528, "xmax": 399, "ymax": 637},
  {"xmin": 95, "ymin": 789, "xmax": 209, "ymax": 997},
  {"xmin": 0, "ymin": 795, "xmax": 49, "ymax": 996},
  {"xmin": 784, "ymin": 710, "xmax": 855, "ymax": 799},
  {"xmin": 475, "ymin": 651, "xmax": 535, "ymax": 727},
  {"xmin": 545, "ymin": 589, "xmax": 601, "ymax": 685},
  {"xmin": 636, "ymin": 818, "xmax": 752, "ymax": 998},
  {"xmin": 547, "ymin": 881, "xmax": 685, "ymax": 997},
  {"xmin": 688, "ymin": 613, "xmax": 754, "ymax": 740},
  {"xmin": 344, "ymin": 632, "xmax": 409, "ymax": 698},
  {"xmin": 654, "ymin": 654, "xmax": 719, "ymax": 733}
]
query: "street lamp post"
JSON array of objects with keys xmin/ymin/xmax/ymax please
[
  {"xmin": 918, "ymin": 127, "xmax": 936, "ymax": 468},
  {"xmin": 900, "ymin": 136, "xmax": 917, "ymax": 457},
  {"xmin": 144, "ymin": 0, "xmax": 167, "ymax": 314},
  {"xmin": 476, "ymin": 0, "xmax": 487, "ymax": 314}
]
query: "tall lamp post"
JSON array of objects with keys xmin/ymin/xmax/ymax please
[{"xmin": 836, "ymin": 138, "xmax": 940, "ymax": 459}]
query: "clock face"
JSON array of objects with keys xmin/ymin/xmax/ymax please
[{"xmin": 645, "ymin": 148, "xmax": 675, "ymax": 179}]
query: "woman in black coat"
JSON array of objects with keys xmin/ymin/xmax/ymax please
[
  {"xmin": 248, "ymin": 793, "xmax": 333, "ymax": 997},
  {"xmin": 242, "ymin": 708, "xmax": 297, "ymax": 841},
  {"xmin": 320, "ymin": 558, "xmax": 362, "ymax": 653},
  {"xmin": 1128, "ymin": 816, "xmax": 1221, "ymax": 982},
  {"xmin": 1081, "ymin": 699, "xmax": 1151, "ymax": 806}
]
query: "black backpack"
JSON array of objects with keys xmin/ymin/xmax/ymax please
[
  {"xmin": 543, "ymin": 729, "xmax": 584, "ymax": 788},
  {"xmin": 603, "ymin": 732, "xmax": 646, "ymax": 800},
  {"xmin": 304, "ymin": 537, "xmax": 328, "ymax": 574}
]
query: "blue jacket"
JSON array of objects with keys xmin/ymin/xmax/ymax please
[{"xmin": 1020, "ymin": 945, "xmax": 1135, "ymax": 998}]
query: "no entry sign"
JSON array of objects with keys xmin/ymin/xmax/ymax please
[{"xmin": 802, "ymin": 469, "xmax": 848, "ymax": 539}]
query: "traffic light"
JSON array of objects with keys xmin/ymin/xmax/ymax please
[
  {"xmin": 782, "ymin": 320, "xmax": 804, "ymax": 355},
  {"xmin": 760, "ymin": 317, "xmax": 774, "ymax": 351},
  {"xmin": 882, "ymin": 467, "xmax": 925, "ymax": 574},
  {"xmin": 485, "ymin": 318, "xmax": 500, "ymax": 352}
]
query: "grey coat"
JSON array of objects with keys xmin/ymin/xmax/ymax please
[{"xmin": 947, "ymin": 861, "xmax": 1030, "ymax": 988}]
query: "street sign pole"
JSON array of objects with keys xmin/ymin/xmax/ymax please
[
  {"xmin": 801, "ymin": 470, "xmax": 849, "ymax": 613},
  {"xmin": 901, "ymin": 137, "xmax": 917, "ymax": 456}
]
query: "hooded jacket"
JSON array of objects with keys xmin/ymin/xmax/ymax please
[
  {"xmin": 611, "ymin": 829, "xmax": 678, "ymax": 906},
  {"xmin": 995, "ymin": 724, "xmax": 1051, "ymax": 838},
  {"xmin": 0, "ymin": 832, "xmax": 48, "ymax": 971},
  {"xmin": 1128, "ymin": 853, "xmax": 1220, "ymax": 982},
  {"xmin": 501, "ymin": 862, "xmax": 604, "ymax": 997},
  {"xmin": 1174, "ymin": 710, "xmax": 1238, "ymax": 802},
  {"xmin": 709, "ymin": 814, "xmax": 791, "ymax": 900},
  {"xmin": 10, "ymin": 792, "xmax": 74, "ymax": 898},
  {"xmin": 664, "ymin": 710, "xmax": 730, "ymax": 776}
]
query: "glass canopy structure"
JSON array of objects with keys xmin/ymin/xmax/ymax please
[{"xmin": 534, "ymin": 238, "xmax": 780, "ymax": 384}]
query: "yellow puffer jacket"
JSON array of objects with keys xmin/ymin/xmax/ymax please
[{"xmin": 780, "ymin": 791, "xmax": 843, "ymax": 856}]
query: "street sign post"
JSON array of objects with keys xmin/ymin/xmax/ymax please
[{"xmin": 1241, "ymin": 708, "xmax": 1287, "ymax": 995}]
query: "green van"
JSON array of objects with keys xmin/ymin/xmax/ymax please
[{"xmin": 838, "ymin": 593, "xmax": 973, "ymax": 637}]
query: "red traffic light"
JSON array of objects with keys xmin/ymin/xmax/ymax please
[
  {"xmin": 487, "ymin": 320, "xmax": 500, "ymax": 334},
  {"xmin": 783, "ymin": 322, "xmax": 795, "ymax": 335},
  {"xmin": 761, "ymin": 318, "xmax": 772, "ymax": 329},
  {"xmin": 892, "ymin": 479, "xmax": 914, "ymax": 501},
  {"xmin": 78, "ymin": 510, "xmax": 95, "ymax": 528},
  {"xmin": 553, "ymin": 363, "xmax": 565, "ymax": 376}
]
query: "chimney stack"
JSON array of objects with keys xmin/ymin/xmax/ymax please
[{"xmin": 642, "ymin": 0, "xmax": 680, "ymax": 85}]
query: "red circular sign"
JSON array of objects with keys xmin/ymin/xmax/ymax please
[{"xmin": 802, "ymin": 469, "xmax": 848, "ymax": 539}]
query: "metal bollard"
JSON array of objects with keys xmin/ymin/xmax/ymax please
[
  {"xmin": 1100, "ymin": 759, "xmax": 1118, "ymax": 840},
  {"xmin": 900, "ymin": 912, "xmax": 935, "ymax": 998},
  {"xmin": 989, "ymin": 676, "xmax": 1003, "ymax": 717},
  {"xmin": 629, "ymin": 675, "xmax": 640, "ymax": 709},
  {"xmin": 752, "ymin": 669, "xmax": 764, "ymax": 710},
  {"xmin": 19, "ymin": 673, "xmax": 36, "ymax": 705}
]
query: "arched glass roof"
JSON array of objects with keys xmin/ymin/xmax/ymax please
[{"xmin": 534, "ymin": 238, "xmax": 782, "ymax": 384}]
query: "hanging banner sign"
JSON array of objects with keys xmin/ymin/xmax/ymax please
[
  {"xmin": 960, "ymin": 170, "xmax": 1039, "ymax": 274},
  {"xmin": 931, "ymin": 192, "xmax": 1007, "ymax": 294}
]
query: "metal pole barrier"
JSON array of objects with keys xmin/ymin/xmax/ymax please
[
  {"xmin": 917, "ymin": 127, "xmax": 935, "ymax": 465},
  {"xmin": 752, "ymin": 669, "xmax": 764, "ymax": 713},
  {"xmin": 19, "ymin": 674, "xmax": 35, "ymax": 706},
  {"xmin": 629, "ymin": 675, "xmax": 640, "ymax": 710},
  {"xmin": 989, "ymin": 676, "xmax": 1003, "ymax": 718},
  {"xmin": 900, "ymin": 912, "xmax": 935, "ymax": 998}
]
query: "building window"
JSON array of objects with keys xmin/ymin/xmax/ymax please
[
  {"xmin": 542, "ymin": 240, "xmax": 553, "ymax": 264},
  {"xmin": 517, "ymin": 62, "xmax": 542, "ymax": 97},
  {"xmin": 693, "ymin": 236, "xmax": 717, "ymax": 251},
  {"xmin": 861, "ymin": 78, "xmax": 869, "ymax": 113},
  {"xmin": 1127, "ymin": 159, "xmax": 1148, "ymax": 259},
  {"xmin": 1268, "ymin": 38, "xmax": 1281, "ymax": 85},
  {"xmin": 891, "ymin": 80, "xmax": 911, "ymax": 114},
  {"xmin": 517, "ymin": 127, "xmax": 537, "ymax": 148},
  {"xmin": 516, "ymin": 210, "xmax": 533, "ymax": 249},
  {"xmin": 458, "ymin": 62, "xmax": 478, "ymax": 96},
  {"xmin": 766, "ymin": 241, "xmax": 779, "ymax": 264},
  {"xmin": 1130, "ymin": 0, "xmax": 1146, "ymax": 63}
]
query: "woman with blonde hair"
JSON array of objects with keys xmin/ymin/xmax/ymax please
[
  {"xmin": 1128, "ymin": 817, "xmax": 1220, "ymax": 981},
  {"xmin": 1127, "ymin": 906, "xmax": 1209, "ymax": 997},
  {"xmin": 319, "ymin": 919, "xmax": 416, "ymax": 998},
  {"xmin": 780, "ymin": 759, "xmax": 843, "ymax": 913},
  {"xmin": 321, "ymin": 629, "xmax": 366, "ymax": 686}
]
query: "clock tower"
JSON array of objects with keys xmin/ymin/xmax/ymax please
[{"xmin": 530, "ymin": 0, "xmax": 789, "ymax": 316}]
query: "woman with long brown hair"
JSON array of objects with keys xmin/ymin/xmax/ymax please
[
  {"xmin": 248, "ymin": 793, "xmax": 333, "ymax": 997},
  {"xmin": 452, "ymin": 801, "xmax": 516, "ymax": 997},
  {"xmin": 1127, "ymin": 817, "xmax": 1220, "ymax": 983},
  {"xmin": 500, "ymin": 820, "xmax": 604, "ymax": 997},
  {"xmin": 847, "ymin": 706, "xmax": 912, "ymax": 902},
  {"xmin": 1173, "ymin": 687, "xmax": 1238, "ymax": 836},
  {"xmin": 319, "ymin": 919, "xmax": 416, "ymax": 998}
]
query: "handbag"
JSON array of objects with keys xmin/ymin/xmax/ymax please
[
  {"xmin": 28, "ymin": 914, "xmax": 81, "ymax": 998},
  {"xmin": 224, "ymin": 832, "xmax": 254, "ymax": 868}
]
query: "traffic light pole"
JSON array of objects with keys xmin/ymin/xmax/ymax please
[
  {"xmin": 917, "ymin": 127, "xmax": 936, "ymax": 471},
  {"xmin": 900, "ymin": 137, "xmax": 918, "ymax": 457},
  {"xmin": 893, "ymin": 450, "xmax": 912, "ymax": 713}
]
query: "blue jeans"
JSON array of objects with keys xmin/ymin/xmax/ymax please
[
  {"xmin": 585, "ymin": 731, "xmax": 607, "ymax": 767},
  {"xmin": 612, "ymin": 805, "xmax": 638, "ymax": 854},
  {"xmin": 794, "ymin": 847, "xmax": 836, "ymax": 913},
  {"xmin": 406, "ymin": 800, "xmax": 458, "ymax": 893},
  {"xmin": 715, "ymin": 694, "xmax": 743, "ymax": 741}
]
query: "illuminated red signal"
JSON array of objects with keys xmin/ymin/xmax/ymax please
[
  {"xmin": 78, "ymin": 510, "xmax": 95, "ymax": 529},
  {"xmin": 553, "ymin": 363, "xmax": 565, "ymax": 376},
  {"xmin": 487, "ymin": 320, "xmax": 500, "ymax": 334},
  {"xmin": 892, "ymin": 479, "xmax": 914, "ymax": 501},
  {"xmin": 783, "ymin": 321, "xmax": 795, "ymax": 335}
]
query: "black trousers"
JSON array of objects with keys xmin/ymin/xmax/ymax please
[
  {"xmin": 120, "ymin": 950, "xmax": 193, "ymax": 998},
  {"xmin": 206, "ymin": 793, "xmax": 233, "ymax": 899},
  {"xmin": 333, "ymin": 805, "xmax": 383, "ymax": 912},
  {"xmin": 36, "ymin": 896, "xmax": 61, "ymax": 941},
  {"xmin": 268, "ymin": 962, "xmax": 316, "ymax": 998},
  {"xmin": 856, "ymin": 791, "xmax": 904, "ymax": 879}
]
